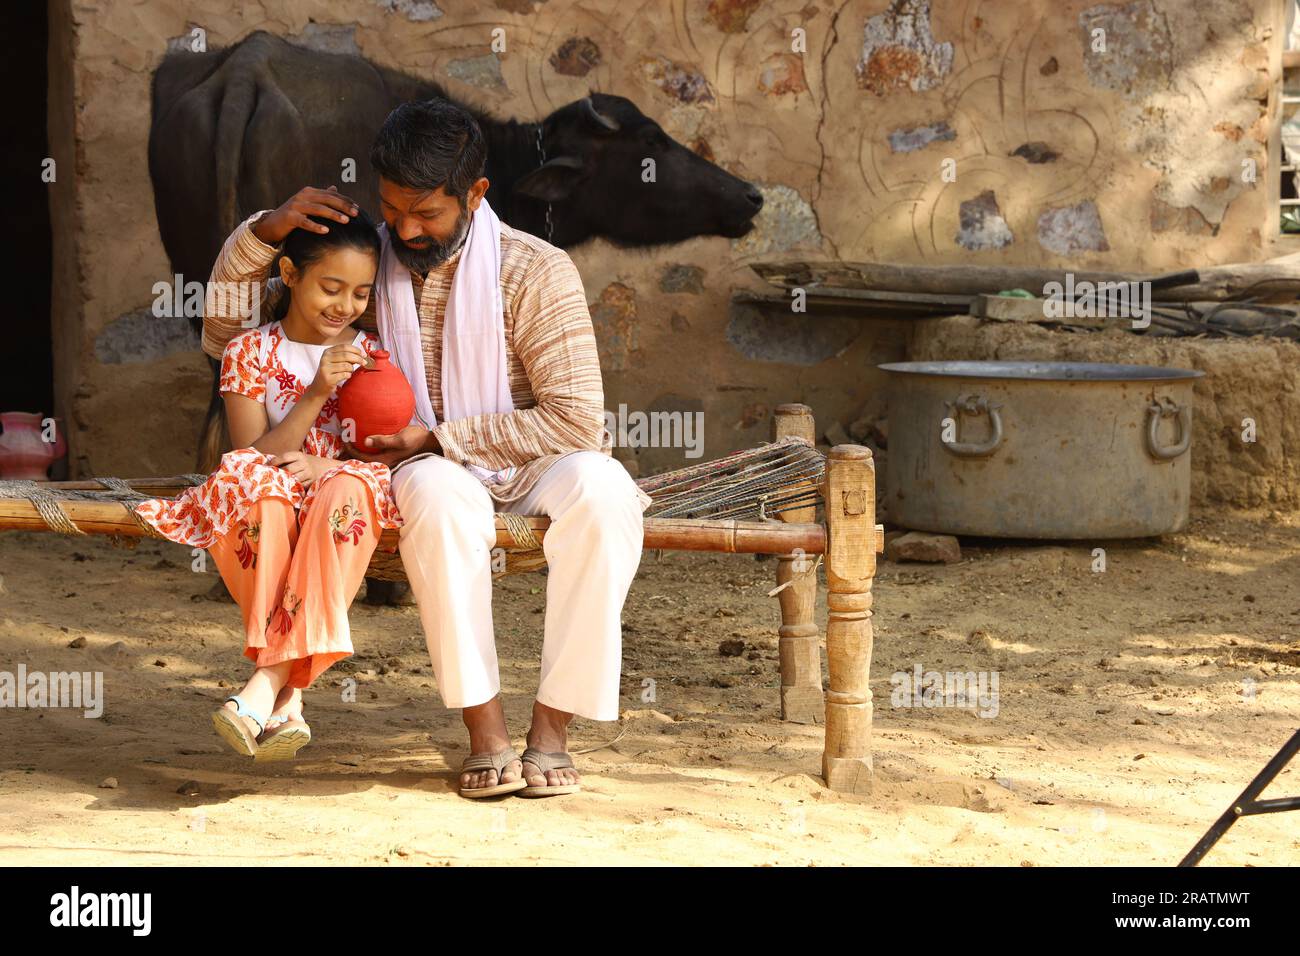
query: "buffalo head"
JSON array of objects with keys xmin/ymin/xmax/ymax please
[{"xmin": 512, "ymin": 92, "xmax": 763, "ymax": 248}]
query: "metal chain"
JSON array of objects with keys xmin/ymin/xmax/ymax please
[{"xmin": 534, "ymin": 124, "xmax": 554, "ymax": 244}]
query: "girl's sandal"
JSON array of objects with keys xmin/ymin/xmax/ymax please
[
  {"xmin": 212, "ymin": 695, "xmax": 266, "ymax": 757},
  {"xmin": 517, "ymin": 746, "xmax": 582, "ymax": 797},
  {"xmin": 255, "ymin": 713, "xmax": 312, "ymax": 763}
]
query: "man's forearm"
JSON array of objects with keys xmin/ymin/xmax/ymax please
[{"xmin": 202, "ymin": 211, "xmax": 280, "ymax": 361}]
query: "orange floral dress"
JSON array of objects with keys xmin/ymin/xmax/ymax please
[
  {"xmin": 135, "ymin": 322, "xmax": 403, "ymax": 547},
  {"xmin": 132, "ymin": 321, "xmax": 407, "ymax": 688}
]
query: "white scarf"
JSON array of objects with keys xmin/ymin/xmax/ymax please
[{"xmin": 375, "ymin": 198, "xmax": 515, "ymax": 483}]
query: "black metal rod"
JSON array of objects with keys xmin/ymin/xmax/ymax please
[
  {"xmin": 1179, "ymin": 728, "xmax": 1300, "ymax": 866},
  {"xmin": 1238, "ymin": 795, "xmax": 1300, "ymax": 815}
]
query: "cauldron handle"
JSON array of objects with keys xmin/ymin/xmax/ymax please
[
  {"xmin": 1146, "ymin": 398, "xmax": 1191, "ymax": 460},
  {"xmin": 941, "ymin": 394, "xmax": 1003, "ymax": 458}
]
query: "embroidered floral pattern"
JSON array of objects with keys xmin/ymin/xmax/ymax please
[
  {"xmin": 329, "ymin": 500, "xmax": 368, "ymax": 545},
  {"xmin": 233, "ymin": 520, "xmax": 260, "ymax": 569},
  {"xmin": 268, "ymin": 586, "xmax": 302, "ymax": 636}
]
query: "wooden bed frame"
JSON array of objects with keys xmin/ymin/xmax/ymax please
[{"xmin": 0, "ymin": 403, "xmax": 882, "ymax": 792}]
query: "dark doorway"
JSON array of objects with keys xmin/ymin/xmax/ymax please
[{"xmin": 0, "ymin": 3, "xmax": 53, "ymax": 415}]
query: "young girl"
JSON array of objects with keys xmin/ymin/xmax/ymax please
[{"xmin": 135, "ymin": 207, "xmax": 402, "ymax": 761}]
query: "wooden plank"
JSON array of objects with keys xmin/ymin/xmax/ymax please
[
  {"xmin": 0, "ymin": 497, "xmax": 887, "ymax": 555},
  {"xmin": 751, "ymin": 259, "xmax": 1300, "ymax": 303},
  {"xmin": 734, "ymin": 289, "xmax": 969, "ymax": 318},
  {"xmin": 971, "ymin": 293, "xmax": 1109, "ymax": 328}
]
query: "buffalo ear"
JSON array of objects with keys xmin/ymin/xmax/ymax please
[{"xmin": 514, "ymin": 156, "xmax": 585, "ymax": 202}]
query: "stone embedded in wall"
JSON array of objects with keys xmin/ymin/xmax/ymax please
[
  {"xmin": 550, "ymin": 37, "xmax": 602, "ymax": 76},
  {"xmin": 590, "ymin": 282, "xmax": 640, "ymax": 372},
  {"xmin": 1010, "ymin": 141, "xmax": 1059, "ymax": 164},
  {"xmin": 287, "ymin": 23, "xmax": 360, "ymax": 56},
  {"xmin": 1078, "ymin": 0, "xmax": 1173, "ymax": 99},
  {"xmin": 377, "ymin": 0, "xmax": 444, "ymax": 21},
  {"xmin": 95, "ymin": 309, "xmax": 201, "ymax": 365},
  {"xmin": 446, "ymin": 54, "xmax": 507, "ymax": 91},
  {"xmin": 1150, "ymin": 198, "xmax": 1217, "ymax": 237},
  {"xmin": 730, "ymin": 184, "xmax": 821, "ymax": 256},
  {"xmin": 707, "ymin": 0, "xmax": 763, "ymax": 33},
  {"xmin": 166, "ymin": 26, "xmax": 207, "ymax": 55},
  {"xmin": 888, "ymin": 121, "xmax": 955, "ymax": 153},
  {"xmin": 1040, "ymin": 56, "xmax": 1059, "ymax": 76},
  {"xmin": 640, "ymin": 55, "xmax": 716, "ymax": 105},
  {"xmin": 955, "ymin": 190, "xmax": 1013, "ymax": 251},
  {"xmin": 1036, "ymin": 200, "xmax": 1110, "ymax": 255},
  {"xmin": 660, "ymin": 264, "xmax": 705, "ymax": 294},
  {"xmin": 856, "ymin": 0, "xmax": 953, "ymax": 96},
  {"xmin": 758, "ymin": 53, "xmax": 808, "ymax": 96},
  {"xmin": 726, "ymin": 301, "xmax": 861, "ymax": 366}
]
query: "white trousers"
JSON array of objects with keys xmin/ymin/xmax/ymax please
[{"xmin": 391, "ymin": 451, "xmax": 645, "ymax": 721}]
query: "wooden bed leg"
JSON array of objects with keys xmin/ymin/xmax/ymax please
[
  {"xmin": 773, "ymin": 403, "xmax": 822, "ymax": 724},
  {"xmin": 822, "ymin": 444, "xmax": 875, "ymax": 793}
]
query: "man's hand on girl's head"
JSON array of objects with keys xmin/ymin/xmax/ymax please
[
  {"xmin": 346, "ymin": 425, "xmax": 436, "ymax": 466},
  {"xmin": 254, "ymin": 185, "xmax": 362, "ymax": 245}
]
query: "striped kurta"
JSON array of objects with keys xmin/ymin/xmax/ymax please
[{"xmin": 202, "ymin": 211, "xmax": 612, "ymax": 504}]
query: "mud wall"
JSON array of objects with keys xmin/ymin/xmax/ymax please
[{"xmin": 45, "ymin": 0, "xmax": 1286, "ymax": 492}]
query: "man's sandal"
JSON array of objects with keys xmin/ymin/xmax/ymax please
[
  {"xmin": 458, "ymin": 747, "xmax": 527, "ymax": 798},
  {"xmin": 255, "ymin": 712, "xmax": 312, "ymax": 762},
  {"xmin": 212, "ymin": 695, "xmax": 265, "ymax": 757},
  {"xmin": 518, "ymin": 746, "xmax": 582, "ymax": 797}
]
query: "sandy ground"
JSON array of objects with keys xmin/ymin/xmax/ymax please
[{"xmin": 1, "ymin": 510, "xmax": 1298, "ymax": 867}]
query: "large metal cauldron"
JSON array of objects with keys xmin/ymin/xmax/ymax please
[{"xmin": 880, "ymin": 361, "xmax": 1204, "ymax": 538}]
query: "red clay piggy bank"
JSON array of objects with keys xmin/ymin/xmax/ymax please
[{"xmin": 337, "ymin": 350, "xmax": 416, "ymax": 447}]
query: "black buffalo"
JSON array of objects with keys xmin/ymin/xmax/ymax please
[{"xmin": 149, "ymin": 32, "xmax": 764, "ymax": 467}]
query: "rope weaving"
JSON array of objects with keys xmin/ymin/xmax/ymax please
[
  {"xmin": 0, "ymin": 475, "xmax": 206, "ymax": 537},
  {"xmin": 499, "ymin": 511, "xmax": 542, "ymax": 551},
  {"xmin": 1, "ymin": 443, "xmax": 825, "ymax": 563}
]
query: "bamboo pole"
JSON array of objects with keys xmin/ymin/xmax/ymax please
[
  {"xmin": 822, "ymin": 444, "xmax": 876, "ymax": 794},
  {"xmin": 0, "ymin": 497, "xmax": 863, "ymax": 554},
  {"xmin": 772, "ymin": 404, "xmax": 822, "ymax": 724}
]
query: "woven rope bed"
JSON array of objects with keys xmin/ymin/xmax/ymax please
[{"xmin": 0, "ymin": 404, "xmax": 882, "ymax": 792}]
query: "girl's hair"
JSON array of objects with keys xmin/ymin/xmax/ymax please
[{"xmin": 273, "ymin": 207, "xmax": 382, "ymax": 319}]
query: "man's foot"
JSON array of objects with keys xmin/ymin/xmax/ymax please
[
  {"xmin": 458, "ymin": 696, "xmax": 525, "ymax": 797},
  {"xmin": 458, "ymin": 748, "xmax": 526, "ymax": 798},
  {"xmin": 521, "ymin": 700, "xmax": 581, "ymax": 795},
  {"xmin": 519, "ymin": 747, "xmax": 581, "ymax": 797}
]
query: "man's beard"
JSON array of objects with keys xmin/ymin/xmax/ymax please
[{"xmin": 389, "ymin": 205, "xmax": 472, "ymax": 274}]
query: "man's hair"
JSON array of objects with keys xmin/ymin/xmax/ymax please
[{"xmin": 370, "ymin": 99, "xmax": 486, "ymax": 208}]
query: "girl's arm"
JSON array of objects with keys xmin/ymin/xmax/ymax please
[
  {"xmin": 223, "ymin": 340, "xmax": 372, "ymax": 457},
  {"xmin": 223, "ymin": 388, "xmax": 327, "ymax": 457}
]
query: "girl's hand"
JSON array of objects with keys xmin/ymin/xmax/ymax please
[
  {"xmin": 269, "ymin": 451, "xmax": 335, "ymax": 488},
  {"xmin": 307, "ymin": 344, "xmax": 372, "ymax": 400}
]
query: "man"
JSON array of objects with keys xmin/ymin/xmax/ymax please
[{"xmin": 201, "ymin": 98, "xmax": 647, "ymax": 797}]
